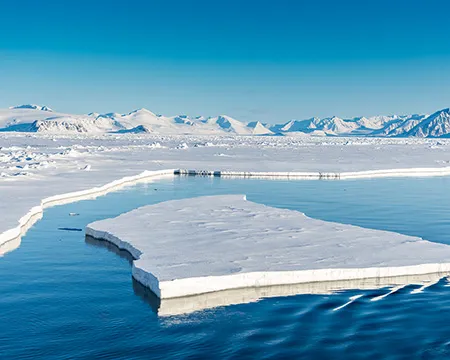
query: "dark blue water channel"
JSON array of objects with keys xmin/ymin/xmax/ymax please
[{"xmin": 2, "ymin": 176, "xmax": 450, "ymax": 359}]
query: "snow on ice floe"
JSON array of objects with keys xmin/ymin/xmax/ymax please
[{"xmin": 86, "ymin": 195, "xmax": 450, "ymax": 303}]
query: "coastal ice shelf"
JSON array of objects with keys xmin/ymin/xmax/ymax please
[{"xmin": 86, "ymin": 195, "xmax": 450, "ymax": 299}]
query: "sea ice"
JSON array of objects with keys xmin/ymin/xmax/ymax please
[
  {"xmin": 3, "ymin": 133, "xmax": 450, "ymax": 257},
  {"xmin": 86, "ymin": 195, "xmax": 450, "ymax": 300}
]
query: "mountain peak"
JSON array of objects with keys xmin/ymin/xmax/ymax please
[
  {"xmin": 427, "ymin": 108, "xmax": 450, "ymax": 120},
  {"xmin": 10, "ymin": 104, "xmax": 53, "ymax": 112},
  {"xmin": 125, "ymin": 108, "xmax": 157, "ymax": 117},
  {"xmin": 405, "ymin": 108, "xmax": 450, "ymax": 137}
]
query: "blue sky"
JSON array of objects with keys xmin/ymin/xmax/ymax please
[{"xmin": 1, "ymin": 0, "xmax": 450, "ymax": 123}]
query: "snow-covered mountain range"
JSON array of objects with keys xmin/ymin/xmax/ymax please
[{"xmin": 1, "ymin": 104, "xmax": 450, "ymax": 137}]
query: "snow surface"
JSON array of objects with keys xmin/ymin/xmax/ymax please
[{"xmin": 86, "ymin": 195, "xmax": 450, "ymax": 300}]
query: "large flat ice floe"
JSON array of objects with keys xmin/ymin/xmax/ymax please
[{"xmin": 86, "ymin": 195, "xmax": 450, "ymax": 300}]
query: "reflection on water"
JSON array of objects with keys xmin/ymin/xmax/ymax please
[
  {"xmin": 155, "ymin": 273, "xmax": 450, "ymax": 316},
  {"xmin": 87, "ymin": 234, "xmax": 450, "ymax": 316},
  {"xmin": 85, "ymin": 235, "xmax": 135, "ymax": 264},
  {"xmin": 133, "ymin": 279, "xmax": 161, "ymax": 313}
]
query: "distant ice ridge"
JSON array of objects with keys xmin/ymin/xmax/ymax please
[
  {"xmin": 86, "ymin": 195, "xmax": 450, "ymax": 300},
  {"xmin": 2, "ymin": 104, "xmax": 450, "ymax": 137}
]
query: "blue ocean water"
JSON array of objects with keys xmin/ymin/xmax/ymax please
[{"xmin": 2, "ymin": 176, "xmax": 450, "ymax": 359}]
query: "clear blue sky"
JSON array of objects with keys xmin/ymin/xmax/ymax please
[{"xmin": 1, "ymin": 0, "xmax": 450, "ymax": 123}]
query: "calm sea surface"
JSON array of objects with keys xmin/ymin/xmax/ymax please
[{"xmin": 2, "ymin": 176, "xmax": 450, "ymax": 359}]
